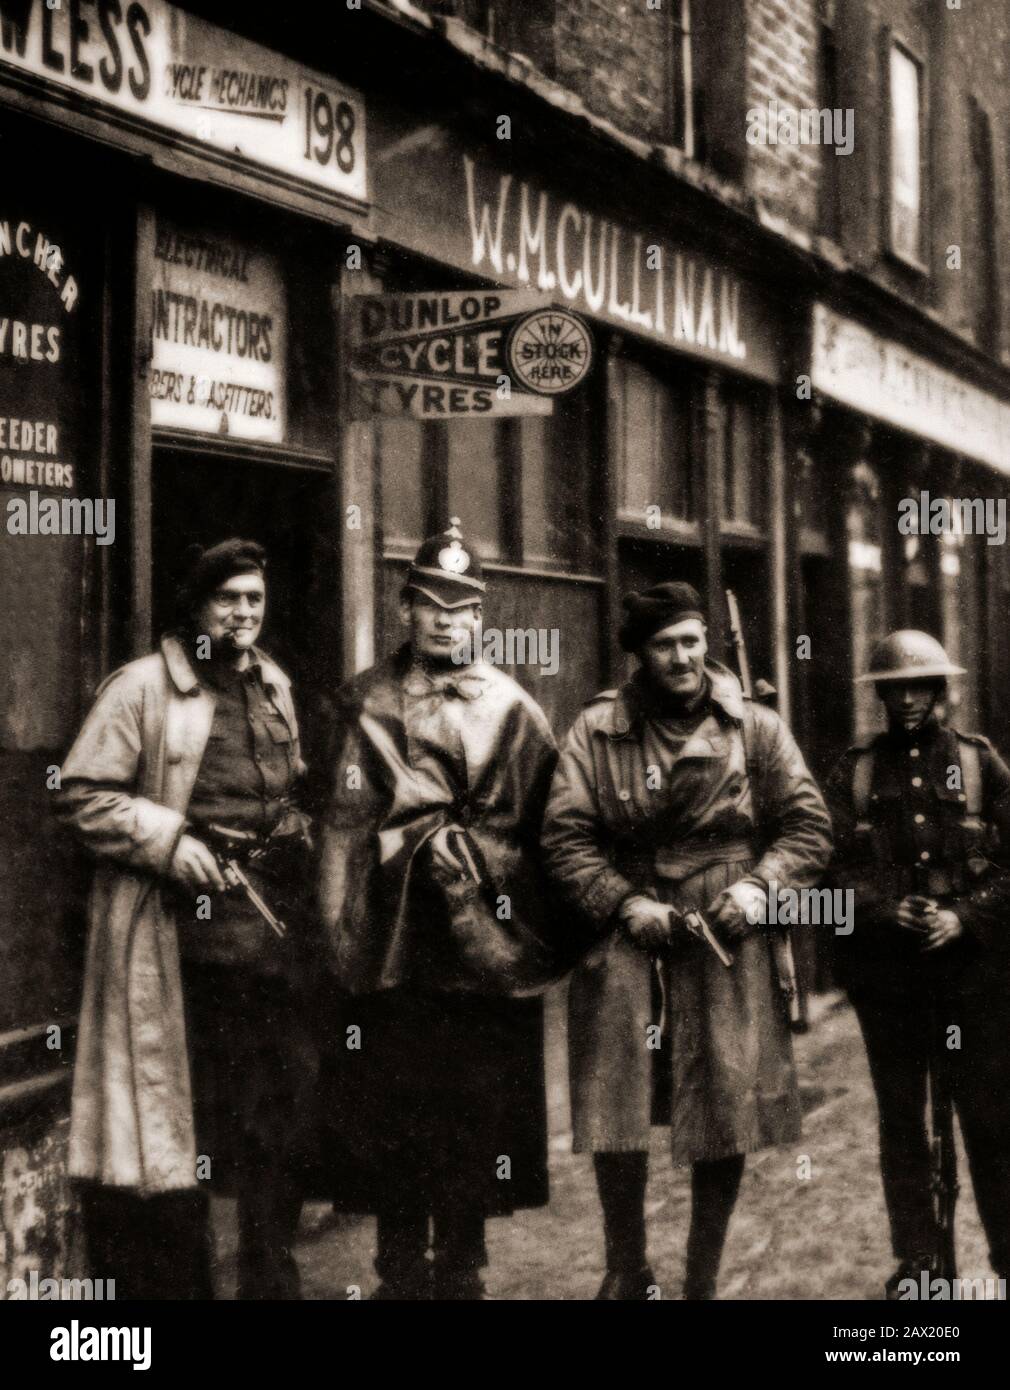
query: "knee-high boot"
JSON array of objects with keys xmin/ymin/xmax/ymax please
[{"xmin": 683, "ymin": 1153, "xmax": 745, "ymax": 1300}]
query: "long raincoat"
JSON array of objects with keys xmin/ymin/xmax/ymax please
[{"xmin": 541, "ymin": 663, "xmax": 832, "ymax": 1162}]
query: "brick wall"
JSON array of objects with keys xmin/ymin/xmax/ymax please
[
  {"xmin": 744, "ymin": 0, "xmax": 821, "ymax": 231},
  {"xmin": 832, "ymin": 0, "xmax": 1010, "ymax": 362},
  {"xmin": 419, "ymin": 0, "xmax": 1010, "ymax": 361},
  {"xmin": 552, "ymin": 0, "xmax": 670, "ymax": 141}
]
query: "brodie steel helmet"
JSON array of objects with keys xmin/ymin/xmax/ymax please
[{"xmin": 855, "ymin": 630, "xmax": 966, "ymax": 684}]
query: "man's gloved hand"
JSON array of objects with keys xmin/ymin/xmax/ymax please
[
  {"xmin": 707, "ymin": 879, "xmax": 768, "ymax": 941},
  {"xmin": 428, "ymin": 823, "xmax": 467, "ymax": 875},
  {"xmin": 618, "ymin": 894, "xmax": 673, "ymax": 952}
]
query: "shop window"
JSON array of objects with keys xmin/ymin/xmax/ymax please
[
  {"xmin": 377, "ymin": 421, "xmax": 426, "ymax": 552},
  {"xmin": 447, "ymin": 419, "xmax": 505, "ymax": 561},
  {"xmin": 939, "ymin": 510, "xmax": 982, "ymax": 729},
  {"xmin": 847, "ymin": 463, "xmax": 886, "ymax": 740},
  {"xmin": 0, "ymin": 131, "xmax": 103, "ymax": 1039},
  {"xmin": 901, "ymin": 534, "xmax": 932, "ymax": 623},
  {"xmin": 616, "ymin": 357, "xmax": 694, "ymax": 528},
  {"xmin": 885, "ymin": 35, "xmax": 927, "ymax": 270},
  {"xmin": 518, "ymin": 394, "xmax": 599, "ymax": 571},
  {"xmin": 379, "ymin": 402, "xmax": 598, "ymax": 573},
  {"xmin": 720, "ymin": 378, "xmax": 766, "ymax": 529},
  {"xmin": 520, "ymin": 417, "xmax": 550, "ymax": 566},
  {"xmin": 797, "ymin": 451, "xmax": 831, "ymax": 557}
]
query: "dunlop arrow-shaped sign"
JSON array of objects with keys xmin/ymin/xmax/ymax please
[{"xmin": 346, "ymin": 290, "xmax": 593, "ymax": 419}]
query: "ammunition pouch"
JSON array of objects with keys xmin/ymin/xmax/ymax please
[{"xmin": 851, "ymin": 738, "xmax": 996, "ymax": 904}]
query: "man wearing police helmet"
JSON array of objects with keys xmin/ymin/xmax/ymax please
[
  {"xmin": 315, "ymin": 520, "xmax": 560, "ymax": 1299},
  {"xmin": 825, "ymin": 631, "xmax": 1010, "ymax": 1297}
]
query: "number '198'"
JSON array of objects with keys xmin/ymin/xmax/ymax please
[{"xmin": 303, "ymin": 87, "xmax": 356, "ymax": 174}]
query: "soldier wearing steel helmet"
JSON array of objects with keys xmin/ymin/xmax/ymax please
[{"xmin": 825, "ymin": 630, "xmax": 1010, "ymax": 1296}]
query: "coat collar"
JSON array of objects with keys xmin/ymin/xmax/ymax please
[
  {"xmin": 395, "ymin": 641, "xmax": 491, "ymax": 702},
  {"xmin": 598, "ymin": 660, "xmax": 745, "ymax": 739},
  {"xmin": 159, "ymin": 632, "xmax": 283, "ymax": 697}
]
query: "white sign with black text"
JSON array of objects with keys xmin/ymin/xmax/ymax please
[
  {"xmin": 0, "ymin": 1, "xmax": 366, "ymax": 206},
  {"xmin": 149, "ymin": 217, "xmax": 285, "ymax": 442}
]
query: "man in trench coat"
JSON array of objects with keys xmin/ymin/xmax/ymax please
[
  {"xmin": 55, "ymin": 539, "xmax": 315, "ymax": 1299},
  {"xmin": 541, "ymin": 582, "xmax": 832, "ymax": 1299},
  {"xmin": 316, "ymin": 520, "xmax": 559, "ymax": 1300}
]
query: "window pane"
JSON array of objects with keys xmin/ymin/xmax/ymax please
[
  {"xmin": 676, "ymin": 393, "xmax": 693, "ymax": 519},
  {"xmin": 378, "ymin": 420, "xmax": 425, "ymax": 550},
  {"xmin": 447, "ymin": 419, "xmax": 503, "ymax": 559},
  {"xmin": 889, "ymin": 45, "xmax": 921, "ymax": 263},
  {"xmin": 940, "ymin": 514, "xmax": 982, "ymax": 730},
  {"xmin": 619, "ymin": 358, "xmax": 692, "ymax": 523},
  {"xmin": 620, "ymin": 360, "xmax": 656, "ymax": 514},
  {"xmin": 657, "ymin": 376, "xmax": 692, "ymax": 520},
  {"xmin": 847, "ymin": 464, "xmax": 884, "ymax": 740},
  {"xmin": 721, "ymin": 383, "xmax": 763, "ymax": 526},
  {"xmin": 520, "ymin": 416, "xmax": 550, "ymax": 567},
  {"xmin": 673, "ymin": 0, "xmax": 694, "ymax": 154}
]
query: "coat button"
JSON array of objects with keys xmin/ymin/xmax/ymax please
[
  {"xmin": 914, "ymin": 814, "xmax": 925, "ymax": 824},
  {"xmin": 910, "ymin": 747, "xmax": 920, "ymax": 758},
  {"xmin": 920, "ymin": 850, "xmax": 930, "ymax": 862},
  {"xmin": 618, "ymin": 790, "xmax": 631, "ymax": 801},
  {"xmin": 911, "ymin": 777, "xmax": 923, "ymax": 788}
]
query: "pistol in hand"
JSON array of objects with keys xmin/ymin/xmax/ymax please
[
  {"xmin": 669, "ymin": 905, "xmax": 735, "ymax": 968},
  {"xmin": 219, "ymin": 857, "xmax": 287, "ymax": 940}
]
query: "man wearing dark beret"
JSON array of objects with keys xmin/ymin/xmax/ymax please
[
  {"xmin": 55, "ymin": 539, "xmax": 316, "ymax": 1298},
  {"xmin": 541, "ymin": 582, "xmax": 832, "ymax": 1298}
]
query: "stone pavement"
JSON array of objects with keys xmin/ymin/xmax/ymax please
[{"xmin": 214, "ymin": 994, "xmax": 996, "ymax": 1301}]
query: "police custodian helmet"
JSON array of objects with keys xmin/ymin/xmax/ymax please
[
  {"xmin": 855, "ymin": 630, "xmax": 966, "ymax": 684},
  {"xmin": 405, "ymin": 518, "xmax": 486, "ymax": 609}
]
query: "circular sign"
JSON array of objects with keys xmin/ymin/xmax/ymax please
[{"xmin": 506, "ymin": 308, "xmax": 594, "ymax": 396}]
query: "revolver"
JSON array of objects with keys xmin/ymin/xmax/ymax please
[
  {"xmin": 667, "ymin": 904, "xmax": 734, "ymax": 968},
  {"xmin": 205, "ymin": 822, "xmax": 288, "ymax": 940}
]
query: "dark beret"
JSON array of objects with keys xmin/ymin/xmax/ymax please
[
  {"xmin": 618, "ymin": 581, "xmax": 706, "ymax": 652},
  {"xmin": 177, "ymin": 538, "xmax": 266, "ymax": 619}
]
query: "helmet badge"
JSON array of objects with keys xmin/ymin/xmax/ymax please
[{"xmin": 437, "ymin": 518, "xmax": 470, "ymax": 575}]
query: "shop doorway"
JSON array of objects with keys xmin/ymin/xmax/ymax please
[{"xmin": 151, "ymin": 449, "xmax": 340, "ymax": 742}]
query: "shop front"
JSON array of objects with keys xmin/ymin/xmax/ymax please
[
  {"xmin": 804, "ymin": 303, "xmax": 1010, "ymax": 763},
  {"xmin": 0, "ymin": 0, "xmax": 366, "ymax": 1286},
  {"xmin": 367, "ymin": 103, "xmax": 792, "ymax": 733}
]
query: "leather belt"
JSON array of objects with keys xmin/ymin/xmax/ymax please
[{"xmin": 653, "ymin": 836, "xmax": 757, "ymax": 884}]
